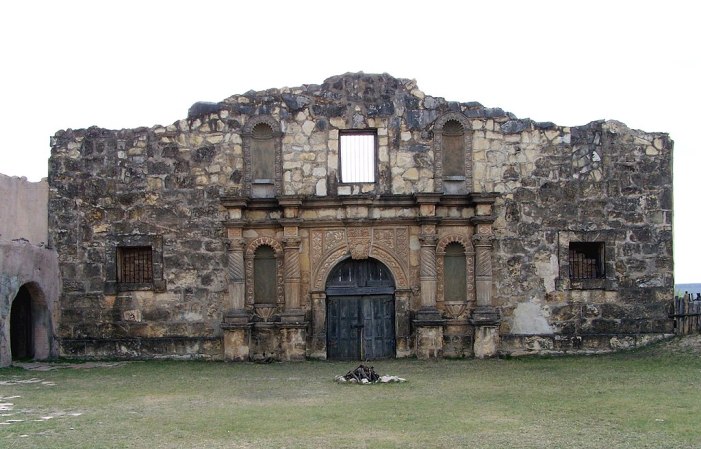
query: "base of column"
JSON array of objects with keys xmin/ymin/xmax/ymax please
[
  {"xmin": 471, "ymin": 306, "xmax": 501, "ymax": 358},
  {"xmin": 223, "ymin": 309, "xmax": 250, "ymax": 325},
  {"xmin": 279, "ymin": 309, "xmax": 306, "ymax": 324},
  {"xmin": 221, "ymin": 322, "xmax": 252, "ymax": 362},
  {"xmin": 473, "ymin": 325, "xmax": 499, "ymax": 358},
  {"xmin": 414, "ymin": 307, "xmax": 445, "ymax": 359},
  {"xmin": 279, "ymin": 323, "xmax": 307, "ymax": 361},
  {"xmin": 414, "ymin": 324, "xmax": 444, "ymax": 359}
]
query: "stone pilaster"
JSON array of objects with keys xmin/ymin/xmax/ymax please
[
  {"xmin": 282, "ymin": 236, "xmax": 302, "ymax": 312},
  {"xmin": 277, "ymin": 201, "xmax": 307, "ymax": 360},
  {"xmin": 279, "ymin": 213, "xmax": 306, "ymax": 326},
  {"xmin": 222, "ymin": 234, "xmax": 252, "ymax": 361},
  {"xmin": 220, "ymin": 199, "xmax": 252, "ymax": 362},
  {"xmin": 225, "ymin": 237, "xmax": 247, "ymax": 315},
  {"xmin": 418, "ymin": 232, "xmax": 441, "ymax": 319},
  {"xmin": 308, "ymin": 291, "xmax": 327, "ymax": 359},
  {"xmin": 470, "ymin": 218, "xmax": 500, "ymax": 358},
  {"xmin": 278, "ymin": 232, "xmax": 306, "ymax": 360},
  {"xmin": 413, "ymin": 194, "xmax": 445, "ymax": 359}
]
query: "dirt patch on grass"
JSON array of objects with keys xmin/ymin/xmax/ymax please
[
  {"xmin": 12, "ymin": 361, "xmax": 128, "ymax": 371},
  {"xmin": 653, "ymin": 334, "xmax": 701, "ymax": 355}
]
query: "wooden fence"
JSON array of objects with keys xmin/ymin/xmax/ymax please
[{"xmin": 671, "ymin": 293, "xmax": 701, "ymax": 335}]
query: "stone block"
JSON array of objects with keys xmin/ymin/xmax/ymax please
[
  {"xmin": 279, "ymin": 325, "xmax": 306, "ymax": 361},
  {"xmin": 473, "ymin": 325, "xmax": 499, "ymax": 358},
  {"xmin": 415, "ymin": 325, "xmax": 444, "ymax": 359}
]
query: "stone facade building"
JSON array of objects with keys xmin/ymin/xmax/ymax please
[{"xmin": 48, "ymin": 73, "xmax": 673, "ymax": 361}]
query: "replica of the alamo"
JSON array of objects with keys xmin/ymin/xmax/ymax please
[{"xmin": 47, "ymin": 73, "xmax": 673, "ymax": 361}]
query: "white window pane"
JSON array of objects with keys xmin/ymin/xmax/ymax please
[{"xmin": 340, "ymin": 134, "xmax": 375, "ymax": 183}]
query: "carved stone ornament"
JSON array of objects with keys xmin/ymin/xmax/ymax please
[
  {"xmin": 310, "ymin": 226, "xmax": 411, "ymax": 291},
  {"xmin": 443, "ymin": 301, "xmax": 468, "ymax": 320},
  {"xmin": 254, "ymin": 304, "xmax": 278, "ymax": 322},
  {"xmin": 347, "ymin": 227, "xmax": 371, "ymax": 260}
]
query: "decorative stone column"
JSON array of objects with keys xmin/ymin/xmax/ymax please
[
  {"xmin": 413, "ymin": 193, "xmax": 445, "ymax": 359},
  {"xmin": 470, "ymin": 213, "xmax": 500, "ymax": 358},
  {"xmin": 394, "ymin": 289, "xmax": 412, "ymax": 358},
  {"xmin": 220, "ymin": 196, "xmax": 252, "ymax": 361},
  {"xmin": 308, "ymin": 291, "xmax": 327, "ymax": 359},
  {"xmin": 277, "ymin": 197, "xmax": 307, "ymax": 361},
  {"xmin": 418, "ymin": 232, "xmax": 440, "ymax": 317}
]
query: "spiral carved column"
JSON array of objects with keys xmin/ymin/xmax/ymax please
[
  {"xmin": 470, "ymin": 228, "xmax": 500, "ymax": 358},
  {"xmin": 226, "ymin": 238, "xmax": 247, "ymax": 313},
  {"xmin": 222, "ymin": 235, "xmax": 251, "ymax": 362},
  {"xmin": 282, "ymin": 237, "xmax": 302, "ymax": 311},
  {"xmin": 415, "ymin": 226, "xmax": 444, "ymax": 359},
  {"xmin": 419, "ymin": 233, "xmax": 438, "ymax": 310}
]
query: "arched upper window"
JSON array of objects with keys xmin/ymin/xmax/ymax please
[
  {"xmin": 252, "ymin": 123, "xmax": 275, "ymax": 182},
  {"xmin": 242, "ymin": 116, "xmax": 281, "ymax": 198},
  {"xmin": 442, "ymin": 120, "xmax": 465, "ymax": 178},
  {"xmin": 253, "ymin": 245, "xmax": 277, "ymax": 304},
  {"xmin": 444, "ymin": 242, "xmax": 467, "ymax": 302},
  {"xmin": 432, "ymin": 113, "xmax": 472, "ymax": 194}
]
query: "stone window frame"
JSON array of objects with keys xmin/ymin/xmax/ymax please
[
  {"xmin": 436, "ymin": 234, "xmax": 475, "ymax": 308},
  {"xmin": 105, "ymin": 234, "xmax": 165, "ymax": 294},
  {"xmin": 432, "ymin": 112, "xmax": 473, "ymax": 193},
  {"xmin": 557, "ymin": 230, "xmax": 618, "ymax": 291},
  {"xmin": 242, "ymin": 116, "xmax": 283, "ymax": 197},
  {"xmin": 338, "ymin": 129, "xmax": 378, "ymax": 187},
  {"xmin": 244, "ymin": 237, "xmax": 285, "ymax": 308}
]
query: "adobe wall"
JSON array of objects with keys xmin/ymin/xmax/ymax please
[
  {"xmin": 48, "ymin": 73, "xmax": 673, "ymax": 359},
  {"xmin": 0, "ymin": 174, "xmax": 59, "ymax": 366},
  {"xmin": 0, "ymin": 173, "xmax": 48, "ymax": 245}
]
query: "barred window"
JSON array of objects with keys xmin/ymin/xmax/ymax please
[
  {"xmin": 569, "ymin": 242, "xmax": 605, "ymax": 280},
  {"xmin": 340, "ymin": 131, "xmax": 376, "ymax": 183},
  {"xmin": 117, "ymin": 246, "xmax": 153, "ymax": 284}
]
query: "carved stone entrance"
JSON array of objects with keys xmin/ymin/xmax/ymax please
[{"xmin": 325, "ymin": 258, "xmax": 396, "ymax": 360}]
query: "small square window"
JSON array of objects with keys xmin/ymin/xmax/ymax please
[
  {"xmin": 117, "ymin": 246, "xmax": 153, "ymax": 284},
  {"xmin": 340, "ymin": 131, "xmax": 375, "ymax": 183},
  {"xmin": 569, "ymin": 242, "xmax": 604, "ymax": 280}
]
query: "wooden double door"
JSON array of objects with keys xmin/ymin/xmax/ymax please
[{"xmin": 326, "ymin": 258, "xmax": 395, "ymax": 360}]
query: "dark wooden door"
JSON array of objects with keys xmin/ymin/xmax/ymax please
[{"xmin": 326, "ymin": 258, "xmax": 395, "ymax": 360}]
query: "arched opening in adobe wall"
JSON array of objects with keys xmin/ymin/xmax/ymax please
[{"xmin": 10, "ymin": 282, "xmax": 52, "ymax": 362}]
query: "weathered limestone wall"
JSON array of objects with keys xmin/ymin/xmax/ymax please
[
  {"xmin": 0, "ymin": 173, "xmax": 48, "ymax": 245},
  {"xmin": 48, "ymin": 73, "xmax": 673, "ymax": 359},
  {"xmin": 479, "ymin": 119, "xmax": 674, "ymax": 353}
]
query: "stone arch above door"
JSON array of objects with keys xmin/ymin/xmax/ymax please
[{"xmin": 312, "ymin": 244, "xmax": 410, "ymax": 291}]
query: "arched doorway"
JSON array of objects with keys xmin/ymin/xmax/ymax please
[
  {"xmin": 10, "ymin": 285, "xmax": 34, "ymax": 360},
  {"xmin": 326, "ymin": 258, "xmax": 395, "ymax": 360}
]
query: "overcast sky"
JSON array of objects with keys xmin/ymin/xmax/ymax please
[{"xmin": 1, "ymin": 1, "xmax": 697, "ymax": 282}]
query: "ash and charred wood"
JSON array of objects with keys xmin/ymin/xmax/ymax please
[{"xmin": 343, "ymin": 364, "xmax": 380, "ymax": 382}]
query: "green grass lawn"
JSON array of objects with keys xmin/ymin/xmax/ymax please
[{"xmin": 1, "ymin": 341, "xmax": 700, "ymax": 449}]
